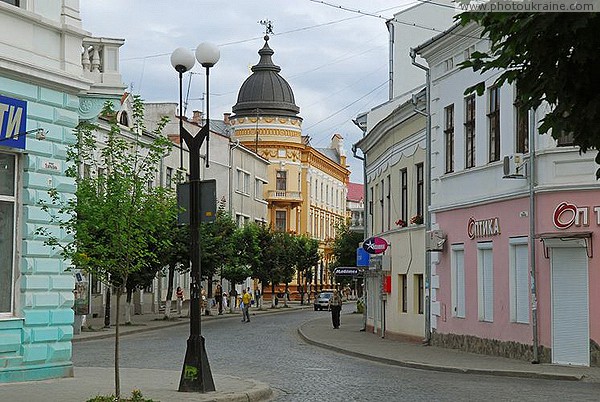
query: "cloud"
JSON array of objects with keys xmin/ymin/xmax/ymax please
[{"xmin": 80, "ymin": 0, "xmax": 413, "ymax": 181}]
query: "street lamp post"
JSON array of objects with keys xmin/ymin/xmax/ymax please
[{"xmin": 170, "ymin": 43, "xmax": 220, "ymax": 393}]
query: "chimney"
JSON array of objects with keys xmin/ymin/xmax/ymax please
[
  {"xmin": 192, "ymin": 110, "xmax": 203, "ymax": 124},
  {"xmin": 223, "ymin": 112, "xmax": 231, "ymax": 125}
]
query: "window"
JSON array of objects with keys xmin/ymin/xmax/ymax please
[
  {"xmin": 465, "ymin": 94, "xmax": 476, "ymax": 169},
  {"xmin": 443, "ymin": 57, "xmax": 454, "ymax": 72},
  {"xmin": 237, "ymin": 169, "xmax": 250, "ymax": 194},
  {"xmin": 451, "ymin": 244, "xmax": 465, "ymax": 318},
  {"xmin": 464, "ymin": 45, "xmax": 476, "ymax": 60},
  {"xmin": 400, "ymin": 169, "xmax": 407, "ymax": 224},
  {"xmin": 379, "ymin": 180, "xmax": 384, "ymax": 232},
  {"xmin": 0, "ymin": 153, "xmax": 16, "ymax": 314},
  {"xmin": 416, "ymin": 163, "xmax": 424, "ymax": 218},
  {"xmin": 510, "ymin": 238, "xmax": 529, "ymax": 324},
  {"xmin": 444, "ymin": 104, "xmax": 454, "ymax": 173},
  {"xmin": 415, "ymin": 274, "xmax": 424, "ymax": 314},
  {"xmin": 1, "ymin": 0, "xmax": 20, "ymax": 6},
  {"xmin": 399, "ymin": 274, "xmax": 407, "ymax": 313},
  {"xmin": 477, "ymin": 242, "xmax": 494, "ymax": 322},
  {"xmin": 166, "ymin": 167, "xmax": 173, "ymax": 188},
  {"xmin": 557, "ymin": 131, "xmax": 575, "ymax": 147},
  {"xmin": 276, "ymin": 170, "xmax": 287, "ymax": 191},
  {"xmin": 386, "ymin": 175, "xmax": 391, "ymax": 231},
  {"xmin": 91, "ymin": 274, "xmax": 102, "ymax": 295},
  {"xmin": 488, "ymin": 86, "xmax": 500, "ymax": 162},
  {"xmin": 514, "ymin": 87, "xmax": 529, "ymax": 153},
  {"xmin": 254, "ymin": 178, "xmax": 264, "ymax": 201},
  {"xmin": 275, "ymin": 210, "xmax": 287, "ymax": 232}
]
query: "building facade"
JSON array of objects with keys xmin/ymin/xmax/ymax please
[
  {"xmin": 0, "ymin": 0, "xmax": 126, "ymax": 382},
  {"xmin": 355, "ymin": 94, "xmax": 427, "ymax": 340},
  {"xmin": 416, "ymin": 23, "xmax": 600, "ymax": 366},
  {"xmin": 230, "ymin": 35, "xmax": 350, "ymax": 298}
]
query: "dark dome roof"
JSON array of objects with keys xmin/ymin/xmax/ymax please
[{"xmin": 232, "ymin": 35, "xmax": 300, "ymax": 118}]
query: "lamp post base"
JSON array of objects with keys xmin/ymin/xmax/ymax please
[{"xmin": 178, "ymin": 335, "xmax": 215, "ymax": 392}]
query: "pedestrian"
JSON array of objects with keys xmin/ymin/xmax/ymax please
[
  {"xmin": 176, "ymin": 286, "xmax": 184, "ymax": 316},
  {"xmin": 329, "ymin": 289, "xmax": 342, "ymax": 329},
  {"xmin": 222, "ymin": 292, "xmax": 228, "ymax": 311},
  {"xmin": 200, "ymin": 286, "xmax": 207, "ymax": 315},
  {"xmin": 215, "ymin": 284, "xmax": 224, "ymax": 315},
  {"xmin": 241, "ymin": 288, "xmax": 252, "ymax": 322}
]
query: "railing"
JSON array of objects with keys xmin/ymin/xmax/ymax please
[
  {"xmin": 82, "ymin": 37, "xmax": 125, "ymax": 91},
  {"xmin": 267, "ymin": 190, "xmax": 302, "ymax": 202}
]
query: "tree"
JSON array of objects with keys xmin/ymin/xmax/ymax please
[
  {"xmin": 331, "ymin": 223, "xmax": 364, "ymax": 288},
  {"xmin": 458, "ymin": 13, "xmax": 600, "ymax": 177},
  {"xmin": 199, "ymin": 201, "xmax": 237, "ymax": 297},
  {"xmin": 294, "ymin": 235, "xmax": 320, "ymax": 304},
  {"xmin": 37, "ymin": 96, "xmax": 173, "ymax": 399}
]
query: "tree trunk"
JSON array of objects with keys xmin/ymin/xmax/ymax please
[
  {"xmin": 114, "ymin": 288, "xmax": 121, "ymax": 399},
  {"xmin": 271, "ymin": 282, "xmax": 276, "ymax": 308},
  {"xmin": 164, "ymin": 264, "xmax": 176, "ymax": 319}
]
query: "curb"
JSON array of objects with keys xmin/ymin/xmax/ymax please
[
  {"xmin": 297, "ymin": 322, "xmax": 583, "ymax": 383},
  {"xmin": 74, "ymin": 305, "xmax": 312, "ymax": 343}
]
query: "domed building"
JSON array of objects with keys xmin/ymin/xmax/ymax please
[{"xmin": 230, "ymin": 35, "xmax": 350, "ymax": 300}]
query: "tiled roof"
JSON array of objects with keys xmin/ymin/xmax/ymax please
[{"xmin": 347, "ymin": 182, "xmax": 364, "ymax": 202}]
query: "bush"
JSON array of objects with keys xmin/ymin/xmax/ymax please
[
  {"xmin": 356, "ymin": 297, "xmax": 365, "ymax": 314},
  {"xmin": 87, "ymin": 389, "xmax": 156, "ymax": 402}
]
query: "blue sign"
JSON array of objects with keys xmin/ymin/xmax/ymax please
[
  {"xmin": 0, "ymin": 95, "xmax": 27, "ymax": 150},
  {"xmin": 356, "ymin": 247, "xmax": 370, "ymax": 267}
]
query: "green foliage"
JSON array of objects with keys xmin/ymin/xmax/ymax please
[
  {"xmin": 199, "ymin": 202, "xmax": 237, "ymax": 280},
  {"xmin": 86, "ymin": 389, "xmax": 155, "ymax": 402},
  {"xmin": 332, "ymin": 222, "xmax": 364, "ymax": 269},
  {"xmin": 458, "ymin": 13, "xmax": 600, "ymax": 178},
  {"xmin": 294, "ymin": 234, "xmax": 320, "ymax": 281}
]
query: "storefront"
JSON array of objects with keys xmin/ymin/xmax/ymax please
[{"xmin": 536, "ymin": 191, "xmax": 599, "ymax": 366}]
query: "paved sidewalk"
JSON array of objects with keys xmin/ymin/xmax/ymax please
[
  {"xmin": 75, "ymin": 302, "xmax": 309, "ymax": 342},
  {"xmin": 298, "ymin": 311, "xmax": 600, "ymax": 383}
]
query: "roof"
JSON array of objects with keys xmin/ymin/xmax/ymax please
[
  {"xmin": 315, "ymin": 147, "xmax": 340, "ymax": 164},
  {"xmin": 232, "ymin": 35, "xmax": 300, "ymax": 118},
  {"xmin": 347, "ymin": 182, "xmax": 364, "ymax": 202}
]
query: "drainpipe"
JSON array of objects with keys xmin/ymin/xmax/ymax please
[
  {"xmin": 352, "ymin": 122, "xmax": 368, "ymax": 332},
  {"xmin": 410, "ymin": 48, "xmax": 432, "ymax": 345},
  {"xmin": 229, "ymin": 139, "xmax": 240, "ymax": 216},
  {"xmin": 529, "ymin": 109, "xmax": 539, "ymax": 363}
]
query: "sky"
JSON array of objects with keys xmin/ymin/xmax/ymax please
[{"xmin": 79, "ymin": 1, "xmax": 416, "ymax": 182}]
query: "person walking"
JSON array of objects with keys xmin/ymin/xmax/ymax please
[
  {"xmin": 176, "ymin": 286, "xmax": 184, "ymax": 316},
  {"xmin": 215, "ymin": 284, "xmax": 224, "ymax": 315},
  {"xmin": 329, "ymin": 289, "xmax": 342, "ymax": 329},
  {"xmin": 241, "ymin": 288, "xmax": 252, "ymax": 323}
]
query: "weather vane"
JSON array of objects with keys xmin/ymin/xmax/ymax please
[{"xmin": 259, "ymin": 19, "xmax": 274, "ymax": 35}]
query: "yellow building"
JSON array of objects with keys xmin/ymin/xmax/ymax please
[{"xmin": 230, "ymin": 35, "xmax": 350, "ymax": 299}]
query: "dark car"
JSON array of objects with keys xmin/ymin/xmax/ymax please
[{"xmin": 313, "ymin": 291, "xmax": 334, "ymax": 311}]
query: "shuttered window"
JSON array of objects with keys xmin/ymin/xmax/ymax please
[
  {"xmin": 477, "ymin": 242, "xmax": 493, "ymax": 322},
  {"xmin": 509, "ymin": 238, "xmax": 529, "ymax": 324},
  {"xmin": 451, "ymin": 244, "xmax": 465, "ymax": 318}
]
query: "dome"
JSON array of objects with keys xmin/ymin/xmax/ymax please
[{"xmin": 232, "ymin": 35, "xmax": 300, "ymax": 118}]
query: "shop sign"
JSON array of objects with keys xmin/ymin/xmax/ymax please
[
  {"xmin": 0, "ymin": 95, "xmax": 27, "ymax": 150},
  {"xmin": 553, "ymin": 202, "xmax": 600, "ymax": 229},
  {"xmin": 467, "ymin": 216, "xmax": 501, "ymax": 239},
  {"xmin": 362, "ymin": 236, "xmax": 388, "ymax": 254}
]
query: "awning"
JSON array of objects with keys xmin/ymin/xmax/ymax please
[{"xmin": 537, "ymin": 232, "xmax": 593, "ymax": 258}]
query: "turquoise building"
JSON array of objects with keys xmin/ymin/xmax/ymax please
[{"xmin": 0, "ymin": 1, "xmax": 124, "ymax": 382}]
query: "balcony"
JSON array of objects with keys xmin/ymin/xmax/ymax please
[
  {"xmin": 266, "ymin": 190, "xmax": 303, "ymax": 206},
  {"xmin": 82, "ymin": 37, "xmax": 126, "ymax": 96}
]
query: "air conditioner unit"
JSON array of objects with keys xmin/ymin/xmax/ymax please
[
  {"xmin": 425, "ymin": 230, "xmax": 446, "ymax": 252},
  {"xmin": 502, "ymin": 153, "xmax": 525, "ymax": 178}
]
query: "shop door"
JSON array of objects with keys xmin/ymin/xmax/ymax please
[{"xmin": 551, "ymin": 246, "xmax": 589, "ymax": 366}]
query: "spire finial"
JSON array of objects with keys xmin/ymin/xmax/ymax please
[{"xmin": 259, "ymin": 19, "xmax": 274, "ymax": 35}]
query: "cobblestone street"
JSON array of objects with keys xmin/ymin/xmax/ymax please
[{"xmin": 73, "ymin": 306, "xmax": 600, "ymax": 401}]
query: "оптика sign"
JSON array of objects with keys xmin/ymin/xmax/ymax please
[{"xmin": 0, "ymin": 95, "xmax": 27, "ymax": 150}]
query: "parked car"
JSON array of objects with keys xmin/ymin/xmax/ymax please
[{"xmin": 313, "ymin": 291, "xmax": 334, "ymax": 311}]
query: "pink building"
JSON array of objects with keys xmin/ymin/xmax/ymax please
[{"xmin": 417, "ymin": 23, "xmax": 599, "ymax": 366}]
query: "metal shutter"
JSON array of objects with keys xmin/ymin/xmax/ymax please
[
  {"xmin": 515, "ymin": 244, "xmax": 529, "ymax": 323},
  {"xmin": 551, "ymin": 247, "xmax": 589, "ymax": 366},
  {"xmin": 456, "ymin": 250, "xmax": 465, "ymax": 318}
]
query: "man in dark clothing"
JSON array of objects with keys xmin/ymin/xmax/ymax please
[
  {"xmin": 215, "ymin": 284, "xmax": 223, "ymax": 315},
  {"xmin": 329, "ymin": 289, "xmax": 342, "ymax": 329}
]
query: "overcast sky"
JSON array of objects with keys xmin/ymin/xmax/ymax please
[{"xmin": 80, "ymin": 1, "xmax": 416, "ymax": 182}]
